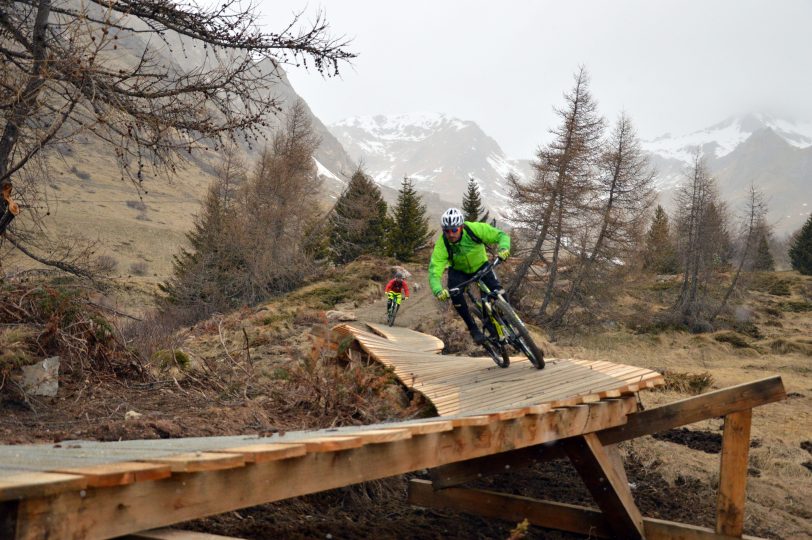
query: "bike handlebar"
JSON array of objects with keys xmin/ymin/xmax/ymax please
[{"xmin": 447, "ymin": 257, "xmax": 502, "ymax": 295}]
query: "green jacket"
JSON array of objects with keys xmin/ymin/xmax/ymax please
[{"xmin": 428, "ymin": 221, "xmax": 510, "ymax": 295}]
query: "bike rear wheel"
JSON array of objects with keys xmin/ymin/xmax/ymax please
[{"xmin": 494, "ymin": 298, "xmax": 545, "ymax": 369}]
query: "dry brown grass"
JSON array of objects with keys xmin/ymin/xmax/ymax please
[{"xmin": 547, "ymin": 271, "xmax": 812, "ymax": 540}]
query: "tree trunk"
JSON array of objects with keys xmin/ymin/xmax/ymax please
[{"xmin": 0, "ymin": 0, "xmax": 52, "ymax": 186}]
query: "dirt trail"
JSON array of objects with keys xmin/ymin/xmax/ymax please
[{"xmin": 354, "ymin": 266, "xmax": 446, "ymax": 330}]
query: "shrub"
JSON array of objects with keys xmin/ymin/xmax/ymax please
[
  {"xmin": 70, "ymin": 165, "xmax": 91, "ymax": 180},
  {"xmin": 151, "ymin": 349, "xmax": 190, "ymax": 370},
  {"xmin": 95, "ymin": 255, "xmax": 118, "ymax": 274},
  {"xmin": 713, "ymin": 332, "xmax": 751, "ymax": 349},
  {"xmin": 129, "ymin": 262, "xmax": 149, "ymax": 276},
  {"xmin": 731, "ymin": 320, "xmax": 762, "ymax": 339},
  {"xmin": 293, "ymin": 309, "xmax": 326, "ymax": 325},
  {"xmin": 657, "ymin": 369, "xmax": 714, "ymax": 394},
  {"xmin": 768, "ymin": 339, "xmax": 812, "ymax": 356},
  {"xmin": 767, "ymin": 280, "xmax": 791, "ymax": 296},
  {"xmin": 0, "ymin": 284, "xmax": 146, "ymax": 381},
  {"xmin": 781, "ymin": 301, "xmax": 812, "ymax": 313},
  {"xmin": 126, "ymin": 200, "xmax": 147, "ymax": 211}
]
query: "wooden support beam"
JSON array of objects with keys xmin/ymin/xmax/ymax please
[
  {"xmin": 1, "ymin": 501, "xmax": 18, "ymax": 540},
  {"xmin": 562, "ymin": 433, "xmax": 645, "ymax": 540},
  {"xmin": 407, "ymin": 479, "xmax": 767, "ymax": 540},
  {"xmin": 600, "ymin": 376, "xmax": 784, "ymax": 445},
  {"xmin": 429, "ymin": 443, "xmax": 564, "ymax": 489},
  {"xmin": 716, "ymin": 409, "xmax": 752, "ymax": 537},
  {"xmin": 430, "ymin": 376, "xmax": 784, "ymax": 489}
]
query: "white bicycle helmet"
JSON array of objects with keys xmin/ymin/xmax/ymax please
[{"xmin": 441, "ymin": 207, "xmax": 464, "ymax": 229}]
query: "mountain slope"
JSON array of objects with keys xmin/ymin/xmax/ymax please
[
  {"xmin": 643, "ymin": 114, "xmax": 812, "ymax": 234},
  {"xmin": 330, "ymin": 113, "xmax": 529, "ymax": 216}
]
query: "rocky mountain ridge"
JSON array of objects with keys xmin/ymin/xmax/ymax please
[{"xmin": 331, "ymin": 112, "xmax": 810, "ymax": 235}]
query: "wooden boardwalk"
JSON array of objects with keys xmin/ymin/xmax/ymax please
[
  {"xmin": 334, "ymin": 321, "xmax": 664, "ymax": 415},
  {"xmin": 0, "ymin": 322, "xmax": 784, "ymax": 539}
]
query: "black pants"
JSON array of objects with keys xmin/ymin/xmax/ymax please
[{"xmin": 448, "ymin": 263, "xmax": 502, "ymax": 336}]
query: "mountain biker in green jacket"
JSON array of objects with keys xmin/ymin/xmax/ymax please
[{"xmin": 429, "ymin": 207, "xmax": 510, "ymax": 344}]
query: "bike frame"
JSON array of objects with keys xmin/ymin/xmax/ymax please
[{"xmin": 449, "ymin": 259, "xmax": 507, "ymax": 341}]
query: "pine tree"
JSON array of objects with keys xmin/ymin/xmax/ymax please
[
  {"xmin": 789, "ymin": 215, "xmax": 812, "ymax": 275},
  {"xmin": 160, "ymin": 176, "xmax": 246, "ymax": 321},
  {"xmin": 752, "ymin": 230, "xmax": 775, "ymax": 271},
  {"xmin": 643, "ymin": 205, "xmax": 679, "ymax": 273},
  {"xmin": 388, "ymin": 176, "xmax": 432, "ymax": 261},
  {"xmin": 329, "ymin": 168, "xmax": 388, "ymax": 264},
  {"xmin": 462, "ymin": 177, "xmax": 488, "ymax": 222}
]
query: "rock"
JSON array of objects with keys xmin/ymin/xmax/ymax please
[
  {"xmin": 391, "ymin": 265, "xmax": 412, "ymax": 278},
  {"xmin": 125, "ymin": 410, "xmax": 143, "ymax": 421},
  {"xmin": 19, "ymin": 356, "xmax": 60, "ymax": 397},
  {"xmin": 325, "ymin": 310, "xmax": 357, "ymax": 322}
]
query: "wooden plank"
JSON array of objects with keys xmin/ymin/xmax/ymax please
[
  {"xmin": 388, "ymin": 420, "xmax": 454, "ymax": 435},
  {"xmin": 407, "ymin": 480, "xmax": 767, "ymax": 540},
  {"xmin": 217, "ymin": 443, "xmax": 306, "ymax": 463},
  {"xmin": 144, "ymin": 453, "xmax": 245, "ymax": 473},
  {"xmin": 344, "ymin": 429, "xmax": 412, "ymax": 444},
  {"xmin": 122, "ymin": 528, "xmax": 248, "ymax": 539},
  {"xmin": 449, "ymin": 416, "xmax": 492, "ymax": 427},
  {"xmin": 300, "ymin": 436, "xmax": 365, "ymax": 452},
  {"xmin": 0, "ymin": 471, "xmax": 87, "ymax": 502},
  {"xmin": 562, "ymin": 433, "xmax": 645, "ymax": 540},
  {"xmin": 716, "ymin": 409, "xmax": 752, "ymax": 537},
  {"xmin": 52, "ymin": 462, "xmax": 171, "ymax": 488},
  {"xmin": 434, "ymin": 377, "xmax": 782, "ymax": 490},
  {"xmin": 599, "ymin": 376, "xmax": 785, "ymax": 445}
]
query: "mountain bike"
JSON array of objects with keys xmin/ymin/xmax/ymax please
[
  {"xmin": 448, "ymin": 259, "xmax": 545, "ymax": 369},
  {"xmin": 386, "ymin": 292, "xmax": 403, "ymax": 327}
]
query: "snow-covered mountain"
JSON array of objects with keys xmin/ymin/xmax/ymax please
[
  {"xmin": 643, "ymin": 114, "xmax": 812, "ymax": 235},
  {"xmin": 328, "ymin": 111, "xmax": 808, "ymax": 235},
  {"xmin": 329, "ymin": 113, "xmax": 530, "ymax": 215}
]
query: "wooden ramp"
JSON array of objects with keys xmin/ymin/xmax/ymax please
[
  {"xmin": 0, "ymin": 322, "xmax": 786, "ymax": 540},
  {"xmin": 334, "ymin": 322, "xmax": 664, "ymax": 415}
]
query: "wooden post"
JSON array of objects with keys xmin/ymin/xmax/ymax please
[
  {"xmin": 716, "ymin": 409, "xmax": 752, "ymax": 536},
  {"xmin": 563, "ymin": 433, "xmax": 645, "ymax": 540},
  {"xmin": 1, "ymin": 501, "xmax": 18, "ymax": 539}
]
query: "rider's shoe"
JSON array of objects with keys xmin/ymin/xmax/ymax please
[{"xmin": 471, "ymin": 330, "xmax": 486, "ymax": 345}]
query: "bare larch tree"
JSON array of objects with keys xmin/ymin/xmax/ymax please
[
  {"xmin": 506, "ymin": 67, "xmax": 604, "ymax": 317},
  {"xmin": 545, "ymin": 113, "xmax": 655, "ymax": 326},
  {"xmin": 673, "ymin": 152, "xmax": 729, "ymax": 327},
  {"xmin": 0, "ymin": 0, "xmax": 353, "ymax": 267}
]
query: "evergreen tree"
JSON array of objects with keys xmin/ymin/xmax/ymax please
[
  {"xmin": 643, "ymin": 205, "xmax": 679, "ymax": 273},
  {"xmin": 160, "ymin": 176, "xmax": 246, "ymax": 321},
  {"xmin": 789, "ymin": 215, "xmax": 812, "ymax": 275},
  {"xmin": 329, "ymin": 168, "xmax": 388, "ymax": 264},
  {"xmin": 461, "ymin": 177, "xmax": 488, "ymax": 222},
  {"xmin": 388, "ymin": 176, "xmax": 432, "ymax": 261},
  {"xmin": 752, "ymin": 230, "xmax": 775, "ymax": 271},
  {"xmin": 160, "ymin": 102, "xmax": 322, "ymax": 321}
]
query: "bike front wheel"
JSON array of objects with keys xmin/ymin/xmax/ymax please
[
  {"xmin": 387, "ymin": 302, "xmax": 399, "ymax": 326},
  {"xmin": 494, "ymin": 298, "xmax": 545, "ymax": 369},
  {"xmin": 483, "ymin": 339, "xmax": 510, "ymax": 368}
]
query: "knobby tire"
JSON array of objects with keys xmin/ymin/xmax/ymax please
[
  {"xmin": 387, "ymin": 302, "xmax": 399, "ymax": 327},
  {"xmin": 494, "ymin": 298, "xmax": 545, "ymax": 369},
  {"xmin": 483, "ymin": 339, "xmax": 510, "ymax": 368}
]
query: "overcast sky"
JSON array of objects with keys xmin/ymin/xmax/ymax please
[{"xmin": 256, "ymin": 0, "xmax": 812, "ymax": 158}]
